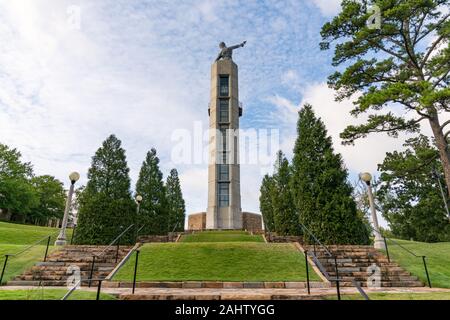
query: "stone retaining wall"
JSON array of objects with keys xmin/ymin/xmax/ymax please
[
  {"xmin": 138, "ymin": 233, "xmax": 181, "ymax": 243},
  {"xmin": 266, "ymin": 233, "xmax": 303, "ymax": 243},
  {"xmin": 187, "ymin": 212, "xmax": 263, "ymax": 232},
  {"xmin": 103, "ymin": 281, "xmax": 329, "ymax": 289}
]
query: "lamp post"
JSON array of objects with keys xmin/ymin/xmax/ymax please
[
  {"xmin": 134, "ymin": 195, "xmax": 143, "ymax": 241},
  {"xmin": 360, "ymin": 172, "xmax": 384, "ymax": 249},
  {"xmin": 55, "ymin": 172, "xmax": 80, "ymax": 246}
]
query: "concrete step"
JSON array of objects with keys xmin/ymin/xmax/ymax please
[{"xmin": 11, "ymin": 245, "xmax": 132, "ymax": 287}]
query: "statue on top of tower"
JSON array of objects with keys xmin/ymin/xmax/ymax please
[{"xmin": 215, "ymin": 41, "xmax": 246, "ymax": 62}]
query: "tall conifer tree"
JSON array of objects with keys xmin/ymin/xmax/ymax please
[
  {"xmin": 259, "ymin": 174, "xmax": 276, "ymax": 232},
  {"xmin": 75, "ymin": 135, "xmax": 135, "ymax": 244},
  {"xmin": 291, "ymin": 104, "xmax": 369, "ymax": 244},
  {"xmin": 135, "ymin": 148, "xmax": 167, "ymax": 235},
  {"xmin": 272, "ymin": 151, "xmax": 300, "ymax": 235},
  {"xmin": 166, "ymin": 169, "xmax": 186, "ymax": 232}
]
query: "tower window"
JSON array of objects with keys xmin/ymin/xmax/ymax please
[
  {"xmin": 218, "ymin": 164, "xmax": 229, "ymax": 181},
  {"xmin": 218, "ymin": 182, "xmax": 229, "ymax": 207},
  {"xmin": 219, "ymin": 99, "xmax": 229, "ymax": 123},
  {"xmin": 219, "ymin": 75, "xmax": 229, "ymax": 96}
]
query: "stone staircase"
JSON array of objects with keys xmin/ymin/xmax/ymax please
[
  {"xmin": 304, "ymin": 245, "xmax": 423, "ymax": 288},
  {"xmin": 8, "ymin": 245, "xmax": 132, "ymax": 286}
]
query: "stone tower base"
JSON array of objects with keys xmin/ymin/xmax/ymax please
[{"xmin": 188, "ymin": 212, "xmax": 262, "ymax": 232}]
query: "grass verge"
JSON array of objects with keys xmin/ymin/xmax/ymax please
[
  {"xmin": 181, "ymin": 231, "xmax": 264, "ymax": 243},
  {"xmin": 0, "ymin": 288, "xmax": 116, "ymax": 300},
  {"xmin": 113, "ymin": 242, "xmax": 320, "ymax": 282},
  {"xmin": 381, "ymin": 239, "xmax": 450, "ymax": 289}
]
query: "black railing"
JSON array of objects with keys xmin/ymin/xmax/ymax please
[
  {"xmin": 106, "ymin": 244, "xmax": 141, "ymax": 295},
  {"xmin": 351, "ymin": 279, "xmax": 370, "ymax": 300},
  {"xmin": 371, "ymin": 227, "xmax": 432, "ymax": 288},
  {"xmin": 0, "ymin": 232, "xmax": 56, "ymax": 285},
  {"xmin": 299, "ymin": 222, "xmax": 370, "ymax": 301},
  {"xmin": 61, "ymin": 278, "xmax": 103, "ymax": 301},
  {"xmin": 88, "ymin": 224, "xmax": 135, "ymax": 287},
  {"xmin": 304, "ymin": 250, "xmax": 311, "ymax": 295},
  {"xmin": 299, "ymin": 223, "xmax": 341, "ymax": 300}
]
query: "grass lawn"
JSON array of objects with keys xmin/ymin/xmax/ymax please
[
  {"xmin": 0, "ymin": 289, "xmax": 116, "ymax": 300},
  {"xmin": 181, "ymin": 231, "xmax": 264, "ymax": 243},
  {"xmin": 381, "ymin": 239, "xmax": 450, "ymax": 289},
  {"xmin": 0, "ymin": 244, "xmax": 59, "ymax": 284},
  {"xmin": 326, "ymin": 291, "xmax": 450, "ymax": 300},
  {"xmin": 113, "ymin": 242, "xmax": 320, "ymax": 282},
  {"xmin": 0, "ymin": 221, "xmax": 72, "ymax": 284},
  {"xmin": 0, "ymin": 221, "xmax": 72, "ymax": 244}
]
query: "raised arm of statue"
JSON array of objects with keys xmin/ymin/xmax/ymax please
[{"xmin": 228, "ymin": 41, "xmax": 247, "ymax": 50}]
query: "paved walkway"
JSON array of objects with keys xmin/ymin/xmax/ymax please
[{"xmin": 1, "ymin": 286, "xmax": 449, "ymax": 300}]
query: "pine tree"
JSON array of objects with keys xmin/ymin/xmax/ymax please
[
  {"xmin": 166, "ymin": 169, "xmax": 186, "ymax": 232},
  {"xmin": 291, "ymin": 104, "xmax": 369, "ymax": 245},
  {"xmin": 272, "ymin": 151, "xmax": 300, "ymax": 236},
  {"xmin": 75, "ymin": 135, "xmax": 135, "ymax": 244},
  {"xmin": 135, "ymin": 148, "xmax": 167, "ymax": 235},
  {"xmin": 259, "ymin": 174, "xmax": 275, "ymax": 232},
  {"xmin": 377, "ymin": 135, "xmax": 450, "ymax": 242}
]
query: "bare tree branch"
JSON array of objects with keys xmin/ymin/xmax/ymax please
[
  {"xmin": 441, "ymin": 120, "xmax": 450, "ymax": 130},
  {"xmin": 415, "ymin": 13, "xmax": 450, "ymax": 43},
  {"xmin": 431, "ymin": 69, "xmax": 450, "ymax": 89},
  {"xmin": 421, "ymin": 35, "xmax": 445, "ymax": 68}
]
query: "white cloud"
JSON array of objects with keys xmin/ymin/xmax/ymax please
[
  {"xmin": 309, "ymin": 0, "xmax": 342, "ymax": 17},
  {"xmin": 267, "ymin": 82, "xmax": 420, "ymax": 175},
  {"xmin": 0, "ymin": 0, "xmax": 332, "ymax": 217}
]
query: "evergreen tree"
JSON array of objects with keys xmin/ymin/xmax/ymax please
[
  {"xmin": 377, "ymin": 135, "xmax": 450, "ymax": 242},
  {"xmin": 75, "ymin": 135, "xmax": 135, "ymax": 244},
  {"xmin": 166, "ymin": 169, "xmax": 186, "ymax": 232},
  {"xmin": 135, "ymin": 148, "xmax": 167, "ymax": 235},
  {"xmin": 272, "ymin": 151, "xmax": 300, "ymax": 235},
  {"xmin": 259, "ymin": 174, "xmax": 276, "ymax": 232},
  {"xmin": 321, "ymin": 0, "xmax": 450, "ymax": 198},
  {"xmin": 291, "ymin": 104, "xmax": 369, "ymax": 244}
]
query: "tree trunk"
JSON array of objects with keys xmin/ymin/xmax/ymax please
[{"xmin": 429, "ymin": 115, "xmax": 450, "ymax": 198}]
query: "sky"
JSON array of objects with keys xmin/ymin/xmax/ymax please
[{"xmin": 0, "ymin": 0, "xmax": 446, "ymax": 228}]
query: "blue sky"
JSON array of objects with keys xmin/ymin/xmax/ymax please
[{"xmin": 1, "ymin": 0, "xmax": 443, "ymax": 227}]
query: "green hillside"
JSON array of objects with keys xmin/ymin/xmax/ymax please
[
  {"xmin": 382, "ymin": 239, "xmax": 450, "ymax": 289},
  {"xmin": 0, "ymin": 221, "xmax": 71, "ymax": 284},
  {"xmin": 114, "ymin": 241, "xmax": 320, "ymax": 282},
  {"xmin": 0, "ymin": 288, "xmax": 116, "ymax": 300}
]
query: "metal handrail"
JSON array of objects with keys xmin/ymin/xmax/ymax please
[
  {"xmin": 351, "ymin": 279, "xmax": 370, "ymax": 300},
  {"xmin": 106, "ymin": 243, "xmax": 140, "ymax": 281},
  {"xmin": 61, "ymin": 278, "xmax": 104, "ymax": 301},
  {"xmin": 88, "ymin": 224, "xmax": 135, "ymax": 287},
  {"xmin": 61, "ymin": 279, "xmax": 82, "ymax": 300},
  {"xmin": 298, "ymin": 222, "xmax": 373, "ymax": 301},
  {"xmin": 307, "ymin": 252, "xmax": 332, "ymax": 280},
  {"xmin": 171, "ymin": 221, "xmax": 180, "ymax": 234},
  {"xmin": 0, "ymin": 231, "xmax": 57, "ymax": 285},
  {"xmin": 369, "ymin": 225, "xmax": 432, "ymax": 287},
  {"xmin": 94, "ymin": 224, "xmax": 135, "ymax": 258},
  {"xmin": 137, "ymin": 224, "xmax": 146, "ymax": 235},
  {"xmin": 299, "ymin": 223, "xmax": 334, "ymax": 257},
  {"xmin": 5, "ymin": 231, "xmax": 58, "ymax": 257}
]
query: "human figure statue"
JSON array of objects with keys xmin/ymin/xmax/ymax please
[{"xmin": 215, "ymin": 41, "xmax": 247, "ymax": 62}]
